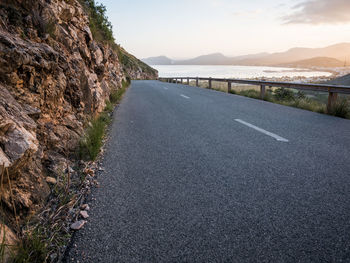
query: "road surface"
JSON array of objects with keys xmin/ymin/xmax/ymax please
[{"xmin": 65, "ymin": 80, "xmax": 350, "ymax": 262}]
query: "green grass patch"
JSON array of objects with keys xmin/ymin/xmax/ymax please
[
  {"xmin": 110, "ymin": 79, "xmax": 129, "ymax": 104},
  {"xmin": 13, "ymin": 228, "xmax": 48, "ymax": 263},
  {"xmin": 78, "ymin": 111, "xmax": 111, "ymax": 161},
  {"xmin": 238, "ymin": 89, "xmax": 261, "ymax": 99},
  {"xmin": 328, "ymin": 98, "xmax": 350, "ymax": 118},
  {"xmin": 78, "ymin": 80, "xmax": 130, "ymax": 161},
  {"xmin": 277, "ymin": 98, "xmax": 326, "ymax": 114}
]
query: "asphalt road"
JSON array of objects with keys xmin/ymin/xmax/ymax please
[{"xmin": 65, "ymin": 80, "xmax": 350, "ymax": 262}]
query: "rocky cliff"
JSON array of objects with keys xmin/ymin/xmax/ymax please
[{"xmin": 0, "ymin": 0, "xmax": 157, "ymax": 260}]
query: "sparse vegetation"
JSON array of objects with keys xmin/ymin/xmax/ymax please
[
  {"xmin": 78, "ymin": 0, "xmax": 114, "ymax": 44},
  {"xmin": 10, "ymin": 79, "xmax": 130, "ymax": 262},
  {"xmin": 9, "ymin": 165, "xmax": 74, "ymax": 263},
  {"xmin": 273, "ymin": 87, "xmax": 295, "ymax": 101},
  {"xmin": 13, "ymin": 228, "xmax": 48, "ymax": 263},
  {"xmin": 229, "ymin": 88, "xmax": 327, "ymax": 114},
  {"xmin": 78, "ymin": 111, "xmax": 111, "ymax": 161},
  {"xmin": 78, "ymin": 0, "xmax": 157, "ymax": 78},
  {"xmin": 180, "ymin": 80, "xmax": 350, "ymax": 118},
  {"xmin": 78, "ymin": 80, "xmax": 130, "ymax": 161},
  {"xmin": 328, "ymin": 98, "xmax": 350, "ymax": 118},
  {"xmin": 236, "ymin": 89, "xmax": 261, "ymax": 99},
  {"xmin": 116, "ymin": 46, "xmax": 158, "ymax": 77}
]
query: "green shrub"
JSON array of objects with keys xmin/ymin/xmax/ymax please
[
  {"xmin": 78, "ymin": 80, "xmax": 130, "ymax": 161},
  {"xmin": 78, "ymin": 0, "xmax": 157, "ymax": 78},
  {"xmin": 104, "ymin": 100, "xmax": 114, "ymax": 113},
  {"xmin": 109, "ymin": 80, "xmax": 129, "ymax": 104},
  {"xmin": 78, "ymin": 112, "xmax": 110, "ymax": 161},
  {"xmin": 79, "ymin": 0, "xmax": 114, "ymax": 44},
  {"xmin": 274, "ymin": 87, "xmax": 295, "ymax": 101},
  {"xmin": 13, "ymin": 229, "xmax": 47, "ymax": 263},
  {"xmin": 328, "ymin": 98, "xmax": 350, "ymax": 118},
  {"xmin": 229, "ymin": 90, "xmax": 237, "ymax": 95},
  {"xmin": 296, "ymin": 91, "xmax": 306, "ymax": 99}
]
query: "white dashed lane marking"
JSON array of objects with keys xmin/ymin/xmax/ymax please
[{"xmin": 235, "ymin": 119, "xmax": 289, "ymax": 142}]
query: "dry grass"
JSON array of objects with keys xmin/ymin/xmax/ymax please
[
  {"xmin": 78, "ymin": 80, "xmax": 129, "ymax": 161},
  {"xmin": 177, "ymin": 80, "xmax": 349, "ymax": 118}
]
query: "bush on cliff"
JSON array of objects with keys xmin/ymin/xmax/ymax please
[
  {"xmin": 78, "ymin": 0, "xmax": 114, "ymax": 44},
  {"xmin": 78, "ymin": 0, "xmax": 157, "ymax": 78}
]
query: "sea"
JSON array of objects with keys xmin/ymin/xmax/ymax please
[{"xmin": 152, "ymin": 65, "xmax": 332, "ymax": 79}]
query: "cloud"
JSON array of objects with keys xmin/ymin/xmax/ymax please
[{"xmin": 282, "ymin": 0, "xmax": 350, "ymax": 24}]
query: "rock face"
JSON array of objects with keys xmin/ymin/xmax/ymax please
[
  {"xmin": 0, "ymin": 222, "xmax": 19, "ymax": 262},
  {"xmin": 0, "ymin": 0, "xmax": 157, "ymax": 249}
]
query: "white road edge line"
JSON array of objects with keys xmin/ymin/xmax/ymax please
[
  {"xmin": 235, "ymin": 119, "xmax": 289, "ymax": 142},
  {"xmin": 180, "ymin": 94, "xmax": 190, "ymax": 99}
]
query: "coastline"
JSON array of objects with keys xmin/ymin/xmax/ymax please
[{"xmin": 152, "ymin": 64, "xmax": 350, "ymax": 84}]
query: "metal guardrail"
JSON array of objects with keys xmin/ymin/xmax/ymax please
[{"xmin": 159, "ymin": 77, "xmax": 350, "ymax": 112}]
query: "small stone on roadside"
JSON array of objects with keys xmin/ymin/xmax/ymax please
[
  {"xmin": 70, "ymin": 220, "xmax": 86, "ymax": 230},
  {"xmin": 80, "ymin": 210, "xmax": 89, "ymax": 219},
  {"xmin": 46, "ymin": 177, "xmax": 57, "ymax": 184},
  {"xmin": 81, "ymin": 204, "xmax": 90, "ymax": 211}
]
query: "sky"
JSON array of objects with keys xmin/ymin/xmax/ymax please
[{"xmin": 99, "ymin": 0, "xmax": 350, "ymax": 59}]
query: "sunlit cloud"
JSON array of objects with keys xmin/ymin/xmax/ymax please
[{"xmin": 282, "ymin": 0, "xmax": 350, "ymax": 25}]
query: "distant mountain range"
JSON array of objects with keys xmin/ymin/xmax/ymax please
[{"xmin": 142, "ymin": 43, "xmax": 350, "ymax": 68}]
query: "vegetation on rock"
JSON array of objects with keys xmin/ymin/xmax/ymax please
[
  {"xmin": 78, "ymin": 0, "xmax": 158, "ymax": 79},
  {"xmin": 0, "ymin": 0, "xmax": 156, "ymax": 262},
  {"xmin": 78, "ymin": 79, "xmax": 130, "ymax": 161}
]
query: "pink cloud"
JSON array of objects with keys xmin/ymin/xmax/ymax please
[{"xmin": 283, "ymin": 0, "xmax": 350, "ymax": 24}]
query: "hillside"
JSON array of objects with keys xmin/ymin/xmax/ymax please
[
  {"xmin": 0, "ymin": 0, "xmax": 156, "ymax": 261},
  {"xmin": 143, "ymin": 52, "xmax": 269, "ymax": 65},
  {"xmin": 241, "ymin": 43, "xmax": 350, "ymax": 66},
  {"xmin": 327, "ymin": 73, "xmax": 350, "ymax": 86},
  {"xmin": 176, "ymin": 53, "xmax": 232, "ymax": 65},
  {"xmin": 143, "ymin": 55, "xmax": 174, "ymax": 65},
  {"xmin": 277, "ymin": 57, "xmax": 345, "ymax": 68},
  {"xmin": 143, "ymin": 43, "xmax": 350, "ymax": 67}
]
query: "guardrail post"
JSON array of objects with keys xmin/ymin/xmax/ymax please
[
  {"xmin": 260, "ymin": 85, "xmax": 266, "ymax": 99},
  {"xmin": 181, "ymin": 78, "xmax": 183, "ymax": 84},
  {"xmin": 228, "ymin": 81, "xmax": 232, "ymax": 93},
  {"xmin": 327, "ymin": 91, "xmax": 338, "ymax": 113},
  {"xmin": 187, "ymin": 78, "xmax": 189, "ymax": 85},
  {"xmin": 209, "ymin": 77, "xmax": 212, "ymax": 89},
  {"xmin": 196, "ymin": 77, "xmax": 199, "ymax": 87}
]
